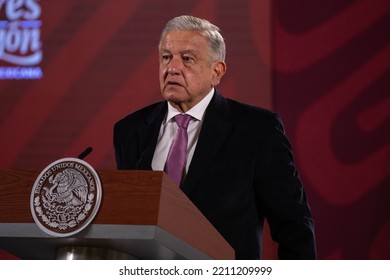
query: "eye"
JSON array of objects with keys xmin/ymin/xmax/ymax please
[
  {"xmin": 182, "ymin": 55, "xmax": 194, "ymax": 63},
  {"xmin": 161, "ymin": 54, "xmax": 171, "ymax": 63}
]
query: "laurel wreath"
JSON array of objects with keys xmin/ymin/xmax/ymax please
[{"xmin": 34, "ymin": 193, "xmax": 95, "ymax": 231}]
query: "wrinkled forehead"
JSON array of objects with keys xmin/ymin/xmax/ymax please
[{"xmin": 159, "ymin": 31, "xmax": 211, "ymax": 54}]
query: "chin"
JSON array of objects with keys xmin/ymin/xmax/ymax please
[{"xmin": 163, "ymin": 91, "xmax": 187, "ymax": 102}]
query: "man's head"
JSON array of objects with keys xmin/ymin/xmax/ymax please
[{"xmin": 159, "ymin": 15, "xmax": 227, "ymax": 112}]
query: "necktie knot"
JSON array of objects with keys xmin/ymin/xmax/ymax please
[{"xmin": 174, "ymin": 114, "xmax": 192, "ymax": 129}]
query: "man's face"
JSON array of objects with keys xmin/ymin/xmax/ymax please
[{"xmin": 159, "ymin": 30, "xmax": 226, "ymax": 112}]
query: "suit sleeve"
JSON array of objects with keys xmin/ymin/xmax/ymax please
[
  {"xmin": 254, "ymin": 113, "xmax": 317, "ymax": 259},
  {"xmin": 113, "ymin": 121, "xmax": 124, "ymax": 169}
]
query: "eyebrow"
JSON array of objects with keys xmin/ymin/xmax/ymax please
[{"xmin": 160, "ymin": 48, "xmax": 197, "ymax": 56}]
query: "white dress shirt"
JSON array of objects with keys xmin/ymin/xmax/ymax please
[{"xmin": 152, "ymin": 89, "xmax": 214, "ymax": 176}]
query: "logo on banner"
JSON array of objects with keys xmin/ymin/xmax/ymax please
[
  {"xmin": 30, "ymin": 158, "xmax": 102, "ymax": 237},
  {"xmin": 0, "ymin": 0, "xmax": 42, "ymax": 79}
]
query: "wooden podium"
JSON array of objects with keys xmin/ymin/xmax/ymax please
[{"xmin": 0, "ymin": 170, "xmax": 234, "ymax": 260}]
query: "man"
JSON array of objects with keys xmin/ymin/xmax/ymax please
[{"xmin": 114, "ymin": 15, "xmax": 316, "ymax": 259}]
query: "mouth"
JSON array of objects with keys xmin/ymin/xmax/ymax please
[{"xmin": 165, "ymin": 81, "xmax": 183, "ymax": 87}]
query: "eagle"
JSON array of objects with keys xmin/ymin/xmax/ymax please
[{"xmin": 46, "ymin": 169, "xmax": 88, "ymax": 207}]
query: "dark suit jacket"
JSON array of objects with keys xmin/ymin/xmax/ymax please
[{"xmin": 114, "ymin": 89, "xmax": 316, "ymax": 259}]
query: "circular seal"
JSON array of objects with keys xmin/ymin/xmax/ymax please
[{"xmin": 30, "ymin": 158, "xmax": 102, "ymax": 237}]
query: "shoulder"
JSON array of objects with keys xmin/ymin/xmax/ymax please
[
  {"xmin": 223, "ymin": 97, "xmax": 283, "ymax": 129},
  {"xmin": 226, "ymin": 98, "xmax": 275, "ymax": 117},
  {"xmin": 114, "ymin": 101, "xmax": 166, "ymax": 132}
]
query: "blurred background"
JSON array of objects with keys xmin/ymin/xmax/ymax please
[{"xmin": 0, "ymin": 0, "xmax": 389, "ymax": 259}]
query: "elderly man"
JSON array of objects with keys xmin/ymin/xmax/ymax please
[{"xmin": 114, "ymin": 15, "xmax": 316, "ymax": 259}]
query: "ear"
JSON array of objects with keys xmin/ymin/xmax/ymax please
[{"xmin": 211, "ymin": 61, "xmax": 227, "ymax": 86}]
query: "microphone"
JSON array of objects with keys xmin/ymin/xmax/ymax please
[{"xmin": 77, "ymin": 147, "xmax": 93, "ymax": 160}]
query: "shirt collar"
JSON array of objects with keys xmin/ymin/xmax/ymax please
[{"xmin": 164, "ymin": 88, "xmax": 214, "ymax": 124}]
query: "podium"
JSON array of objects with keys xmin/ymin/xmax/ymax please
[{"xmin": 0, "ymin": 170, "xmax": 234, "ymax": 260}]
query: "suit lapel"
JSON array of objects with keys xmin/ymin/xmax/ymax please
[
  {"xmin": 182, "ymin": 91, "xmax": 234, "ymax": 194},
  {"xmin": 136, "ymin": 102, "xmax": 167, "ymax": 170}
]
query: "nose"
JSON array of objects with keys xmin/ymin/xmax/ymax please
[
  {"xmin": 167, "ymin": 67, "xmax": 178, "ymax": 75},
  {"xmin": 167, "ymin": 57, "xmax": 181, "ymax": 75}
]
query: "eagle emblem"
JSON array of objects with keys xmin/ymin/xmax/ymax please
[
  {"xmin": 45, "ymin": 169, "xmax": 88, "ymax": 207},
  {"xmin": 30, "ymin": 158, "xmax": 102, "ymax": 237}
]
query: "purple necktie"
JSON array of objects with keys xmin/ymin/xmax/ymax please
[{"xmin": 164, "ymin": 114, "xmax": 192, "ymax": 186}]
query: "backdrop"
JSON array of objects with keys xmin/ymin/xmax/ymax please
[
  {"xmin": 0, "ymin": 0, "xmax": 388, "ymax": 260},
  {"xmin": 273, "ymin": 0, "xmax": 389, "ymax": 259}
]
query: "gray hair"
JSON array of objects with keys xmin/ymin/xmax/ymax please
[{"xmin": 160, "ymin": 15, "xmax": 226, "ymax": 61}]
